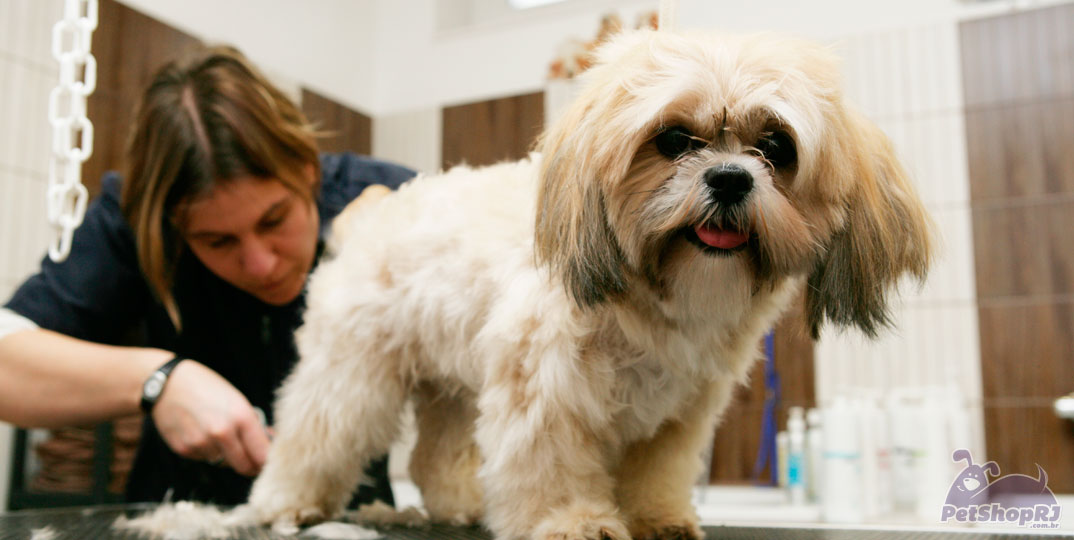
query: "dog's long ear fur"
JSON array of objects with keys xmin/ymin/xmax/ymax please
[
  {"xmin": 534, "ymin": 94, "xmax": 635, "ymax": 307},
  {"xmin": 534, "ymin": 67, "xmax": 641, "ymax": 308},
  {"xmin": 805, "ymin": 108, "xmax": 933, "ymax": 339},
  {"xmin": 535, "ymin": 164, "xmax": 628, "ymax": 308}
]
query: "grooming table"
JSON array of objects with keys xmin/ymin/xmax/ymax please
[{"xmin": 0, "ymin": 505, "xmax": 1067, "ymax": 540}]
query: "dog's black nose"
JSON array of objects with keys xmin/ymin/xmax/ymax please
[{"xmin": 704, "ymin": 164, "xmax": 754, "ymax": 205}]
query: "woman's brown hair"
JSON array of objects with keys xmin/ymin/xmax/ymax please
[{"xmin": 120, "ymin": 45, "xmax": 320, "ymax": 329}]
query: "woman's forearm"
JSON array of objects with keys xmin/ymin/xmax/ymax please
[
  {"xmin": 0, "ymin": 327, "xmax": 272, "ymax": 476},
  {"xmin": 0, "ymin": 328, "xmax": 170, "ymax": 427}
]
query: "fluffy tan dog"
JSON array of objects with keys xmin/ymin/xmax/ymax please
[{"xmin": 247, "ymin": 29, "xmax": 932, "ymax": 540}]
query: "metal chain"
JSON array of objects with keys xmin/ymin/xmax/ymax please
[{"xmin": 46, "ymin": 0, "xmax": 98, "ymax": 262}]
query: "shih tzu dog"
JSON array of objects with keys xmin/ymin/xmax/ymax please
[{"xmin": 247, "ymin": 29, "xmax": 933, "ymax": 540}]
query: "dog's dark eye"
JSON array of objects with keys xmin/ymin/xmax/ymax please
[
  {"xmin": 756, "ymin": 130, "xmax": 797, "ymax": 169},
  {"xmin": 654, "ymin": 126, "xmax": 700, "ymax": 159}
]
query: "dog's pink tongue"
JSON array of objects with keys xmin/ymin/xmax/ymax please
[{"xmin": 694, "ymin": 225, "xmax": 748, "ymax": 249}]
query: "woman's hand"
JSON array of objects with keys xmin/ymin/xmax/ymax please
[
  {"xmin": 0, "ymin": 327, "xmax": 271, "ymax": 476},
  {"xmin": 151, "ymin": 359, "xmax": 271, "ymax": 477}
]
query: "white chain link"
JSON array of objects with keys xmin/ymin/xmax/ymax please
[{"xmin": 46, "ymin": 0, "xmax": 98, "ymax": 262}]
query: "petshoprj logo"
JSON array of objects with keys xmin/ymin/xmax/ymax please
[{"xmin": 941, "ymin": 449, "xmax": 1061, "ymax": 529}]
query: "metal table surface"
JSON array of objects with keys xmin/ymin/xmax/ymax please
[{"xmin": 0, "ymin": 505, "xmax": 1069, "ymax": 540}]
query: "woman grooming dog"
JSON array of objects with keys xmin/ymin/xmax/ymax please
[{"xmin": 0, "ymin": 46, "xmax": 411, "ymax": 506}]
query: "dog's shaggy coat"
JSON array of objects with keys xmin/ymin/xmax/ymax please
[{"xmin": 247, "ymin": 29, "xmax": 933, "ymax": 540}]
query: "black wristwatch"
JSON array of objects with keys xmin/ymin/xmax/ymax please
[{"xmin": 140, "ymin": 355, "xmax": 186, "ymax": 413}]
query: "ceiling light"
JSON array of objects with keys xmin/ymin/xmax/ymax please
[{"xmin": 508, "ymin": 0, "xmax": 569, "ymax": 9}]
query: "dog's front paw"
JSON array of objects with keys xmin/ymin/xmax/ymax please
[
  {"xmin": 250, "ymin": 499, "xmax": 331, "ymax": 534},
  {"xmin": 533, "ymin": 503, "xmax": 630, "ymax": 540},
  {"xmin": 246, "ymin": 482, "xmax": 338, "ymax": 533}
]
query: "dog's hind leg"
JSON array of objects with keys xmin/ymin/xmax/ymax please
[
  {"xmin": 615, "ymin": 378, "xmax": 734, "ymax": 540},
  {"xmin": 408, "ymin": 382, "xmax": 484, "ymax": 525},
  {"xmin": 247, "ymin": 321, "xmax": 407, "ymax": 528}
]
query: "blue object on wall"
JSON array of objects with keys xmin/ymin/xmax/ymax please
[{"xmin": 751, "ymin": 332, "xmax": 780, "ymax": 486}]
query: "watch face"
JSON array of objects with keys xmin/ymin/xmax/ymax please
[{"xmin": 144, "ymin": 372, "xmax": 166, "ymax": 400}]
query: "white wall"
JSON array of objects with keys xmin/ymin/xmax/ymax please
[
  {"xmin": 116, "ymin": 0, "xmax": 381, "ymax": 115},
  {"xmin": 371, "ymin": 0, "xmax": 657, "ymax": 115},
  {"xmin": 106, "ymin": 0, "xmax": 1073, "ymax": 117},
  {"xmin": 369, "ymin": 0, "xmax": 1072, "ymax": 115},
  {"xmin": 371, "ymin": 107, "xmax": 443, "ymax": 175}
]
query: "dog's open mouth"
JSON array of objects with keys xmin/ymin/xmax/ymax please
[{"xmin": 685, "ymin": 223, "xmax": 750, "ymax": 255}]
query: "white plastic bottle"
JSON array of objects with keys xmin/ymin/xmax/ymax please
[
  {"xmin": 887, "ymin": 393, "xmax": 919, "ymax": 512},
  {"xmin": 870, "ymin": 399, "xmax": 894, "ymax": 516},
  {"xmin": 777, "ymin": 430, "xmax": 790, "ymax": 489},
  {"xmin": 857, "ymin": 397, "xmax": 879, "ymax": 518},
  {"xmin": 856, "ymin": 394, "xmax": 893, "ymax": 519},
  {"xmin": 916, "ymin": 395, "xmax": 953, "ymax": 520},
  {"xmin": 787, "ymin": 407, "xmax": 807, "ymax": 505},
  {"xmin": 943, "ymin": 387, "xmax": 973, "ymax": 480},
  {"xmin": 822, "ymin": 397, "xmax": 863, "ymax": 523},
  {"xmin": 806, "ymin": 408, "xmax": 824, "ymax": 504}
]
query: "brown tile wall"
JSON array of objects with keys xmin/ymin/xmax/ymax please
[
  {"xmin": 960, "ymin": 3, "xmax": 1074, "ymax": 492},
  {"xmin": 441, "ymin": 92, "xmax": 544, "ymax": 169},
  {"xmin": 84, "ymin": 0, "xmax": 201, "ymax": 199},
  {"xmin": 301, "ymin": 89, "xmax": 372, "ymax": 156}
]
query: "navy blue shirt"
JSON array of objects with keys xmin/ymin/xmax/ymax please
[{"xmin": 5, "ymin": 153, "xmax": 415, "ymax": 505}]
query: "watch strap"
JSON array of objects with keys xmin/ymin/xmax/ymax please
[{"xmin": 140, "ymin": 355, "xmax": 185, "ymax": 413}]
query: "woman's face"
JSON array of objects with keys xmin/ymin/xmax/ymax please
[{"xmin": 181, "ymin": 173, "xmax": 319, "ymax": 305}]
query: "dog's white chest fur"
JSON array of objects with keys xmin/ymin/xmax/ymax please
[{"xmin": 611, "ymin": 353, "xmax": 701, "ymax": 442}]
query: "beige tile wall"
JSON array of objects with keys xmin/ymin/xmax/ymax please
[
  {"xmin": 0, "ymin": 0, "xmax": 59, "ymax": 299},
  {"xmin": 816, "ymin": 22, "xmax": 985, "ymax": 463},
  {"xmin": 0, "ymin": 0, "xmax": 66, "ymax": 511}
]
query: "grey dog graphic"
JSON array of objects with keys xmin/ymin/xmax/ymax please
[{"xmin": 945, "ymin": 449, "xmax": 1058, "ymax": 509}]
